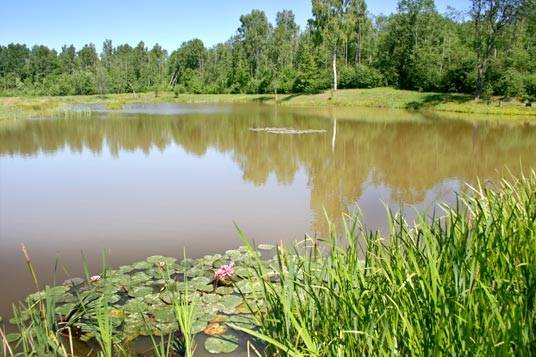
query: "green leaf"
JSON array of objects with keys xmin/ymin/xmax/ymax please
[
  {"xmin": 204, "ymin": 334, "xmax": 239, "ymax": 354},
  {"xmin": 5, "ymin": 333, "xmax": 21, "ymax": 343}
]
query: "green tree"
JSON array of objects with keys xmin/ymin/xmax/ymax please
[
  {"xmin": 311, "ymin": 0, "xmax": 352, "ymax": 91},
  {"xmin": 269, "ymin": 10, "xmax": 299, "ymax": 94},
  {"xmin": 471, "ymin": 0, "xmax": 525, "ymax": 98},
  {"xmin": 237, "ymin": 10, "xmax": 272, "ymax": 80}
]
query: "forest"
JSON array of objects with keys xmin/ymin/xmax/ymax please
[{"xmin": 0, "ymin": 0, "xmax": 535, "ymax": 100}]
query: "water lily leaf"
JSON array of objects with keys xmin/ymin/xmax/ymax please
[
  {"xmin": 45, "ymin": 285, "xmax": 69, "ymax": 298},
  {"xmin": 220, "ymin": 295, "xmax": 243, "ymax": 314},
  {"xmin": 210, "ymin": 314, "xmax": 229, "ymax": 323},
  {"xmin": 55, "ymin": 303, "xmax": 76, "ymax": 316},
  {"xmin": 130, "ymin": 272, "xmax": 151, "ymax": 286},
  {"xmin": 204, "ymin": 322, "xmax": 227, "ymax": 336},
  {"xmin": 148, "ymin": 279, "xmax": 166, "ymax": 288},
  {"xmin": 192, "ymin": 319, "xmax": 208, "ymax": 334},
  {"xmin": 118, "ymin": 265, "xmax": 134, "ymax": 274},
  {"xmin": 146, "ymin": 255, "xmax": 177, "ymax": 266},
  {"xmin": 154, "ymin": 321, "xmax": 177, "ymax": 335},
  {"xmin": 56, "ymin": 293, "xmax": 78, "ymax": 304},
  {"xmin": 123, "ymin": 298, "xmax": 147, "ymax": 313},
  {"xmin": 143, "ymin": 293, "xmax": 161, "ymax": 305},
  {"xmin": 62, "ymin": 277, "xmax": 85, "ymax": 287},
  {"xmin": 258, "ymin": 244, "xmax": 275, "ymax": 251},
  {"xmin": 234, "ymin": 280, "xmax": 252, "ymax": 294},
  {"xmin": 179, "ymin": 258, "xmax": 195, "ymax": 268},
  {"xmin": 235, "ymin": 303, "xmax": 255, "ymax": 314},
  {"xmin": 129, "ymin": 286, "xmax": 153, "ymax": 298},
  {"xmin": 227, "ymin": 314, "xmax": 257, "ymax": 329},
  {"xmin": 190, "ymin": 277, "xmax": 213, "ymax": 292},
  {"xmin": 204, "ymin": 334, "xmax": 239, "ymax": 354},
  {"xmin": 200, "ymin": 296, "xmax": 220, "ymax": 309},
  {"xmin": 234, "ymin": 267, "xmax": 255, "ymax": 278},
  {"xmin": 152, "ymin": 307, "xmax": 175, "ymax": 323},
  {"xmin": 212, "ymin": 258, "xmax": 226, "ymax": 268},
  {"xmin": 215, "ymin": 286, "xmax": 233, "ymax": 295},
  {"xmin": 133, "ymin": 261, "xmax": 152, "ymax": 270}
]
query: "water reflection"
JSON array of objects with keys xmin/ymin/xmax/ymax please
[
  {"xmin": 1, "ymin": 104, "xmax": 535, "ymax": 319},
  {"xmin": 2, "ymin": 104, "xmax": 535, "ymax": 231}
]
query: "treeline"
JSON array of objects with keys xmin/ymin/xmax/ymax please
[{"xmin": 1, "ymin": 0, "xmax": 535, "ymax": 99}]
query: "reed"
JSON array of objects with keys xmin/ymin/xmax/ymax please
[{"xmin": 236, "ymin": 172, "xmax": 536, "ymax": 356}]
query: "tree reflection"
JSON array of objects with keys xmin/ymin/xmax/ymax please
[{"xmin": 1, "ymin": 105, "xmax": 535, "ymax": 233}]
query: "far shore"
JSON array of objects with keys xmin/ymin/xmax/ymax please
[{"xmin": 1, "ymin": 87, "xmax": 535, "ymax": 121}]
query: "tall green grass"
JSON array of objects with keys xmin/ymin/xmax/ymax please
[{"xmin": 236, "ymin": 173, "xmax": 536, "ymax": 356}]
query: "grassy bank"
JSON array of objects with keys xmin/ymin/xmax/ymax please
[
  {"xmin": 1, "ymin": 173, "xmax": 534, "ymax": 356},
  {"xmin": 1, "ymin": 88, "xmax": 535, "ymax": 121}
]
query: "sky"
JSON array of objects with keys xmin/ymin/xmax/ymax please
[{"xmin": 0, "ymin": 0, "xmax": 471, "ymax": 53}]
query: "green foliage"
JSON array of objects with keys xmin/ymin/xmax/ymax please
[
  {"xmin": 0, "ymin": 1, "xmax": 535, "ymax": 96},
  {"xmin": 523, "ymin": 73, "xmax": 536, "ymax": 99},
  {"xmin": 241, "ymin": 173, "xmax": 536, "ymax": 356},
  {"xmin": 496, "ymin": 69, "xmax": 526, "ymax": 98},
  {"xmin": 338, "ymin": 64, "xmax": 384, "ymax": 88}
]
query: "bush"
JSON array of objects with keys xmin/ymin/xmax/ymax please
[
  {"xmin": 495, "ymin": 69, "xmax": 525, "ymax": 98},
  {"xmin": 338, "ymin": 64, "xmax": 384, "ymax": 89},
  {"xmin": 442, "ymin": 62, "xmax": 476, "ymax": 94},
  {"xmin": 523, "ymin": 73, "xmax": 536, "ymax": 100}
]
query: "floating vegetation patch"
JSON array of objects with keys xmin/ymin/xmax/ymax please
[
  {"xmin": 7, "ymin": 245, "xmax": 277, "ymax": 355},
  {"xmin": 249, "ymin": 127, "xmax": 326, "ymax": 134}
]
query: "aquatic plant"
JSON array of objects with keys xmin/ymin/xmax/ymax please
[
  {"xmin": 214, "ymin": 262, "xmax": 235, "ymax": 283},
  {"xmin": 235, "ymin": 172, "xmax": 536, "ymax": 356}
]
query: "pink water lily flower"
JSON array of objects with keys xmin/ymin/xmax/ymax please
[
  {"xmin": 215, "ymin": 262, "xmax": 235, "ymax": 280},
  {"xmin": 90, "ymin": 275, "xmax": 102, "ymax": 283}
]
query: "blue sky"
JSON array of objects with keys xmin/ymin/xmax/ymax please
[{"xmin": 0, "ymin": 0, "xmax": 471, "ymax": 52}]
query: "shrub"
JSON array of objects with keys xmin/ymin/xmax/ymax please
[
  {"xmin": 495, "ymin": 69, "xmax": 525, "ymax": 98},
  {"xmin": 523, "ymin": 73, "xmax": 536, "ymax": 100},
  {"xmin": 442, "ymin": 62, "xmax": 476, "ymax": 94},
  {"xmin": 339, "ymin": 64, "xmax": 384, "ymax": 89}
]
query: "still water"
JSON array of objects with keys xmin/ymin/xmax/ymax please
[{"xmin": 1, "ymin": 103, "xmax": 535, "ymax": 320}]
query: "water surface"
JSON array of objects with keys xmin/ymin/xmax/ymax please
[{"xmin": 1, "ymin": 103, "xmax": 536, "ymax": 320}]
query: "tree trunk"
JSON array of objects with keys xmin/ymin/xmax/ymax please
[{"xmin": 332, "ymin": 49, "xmax": 337, "ymax": 91}]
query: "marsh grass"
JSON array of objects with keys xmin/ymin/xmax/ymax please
[{"xmin": 236, "ymin": 172, "xmax": 536, "ymax": 356}]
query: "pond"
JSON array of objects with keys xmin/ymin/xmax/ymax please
[{"xmin": 1, "ymin": 103, "xmax": 536, "ymax": 323}]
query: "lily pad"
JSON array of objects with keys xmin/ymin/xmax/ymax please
[
  {"xmin": 143, "ymin": 293, "xmax": 161, "ymax": 305},
  {"xmin": 133, "ymin": 261, "xmax": 152, "ymax": 270},
  {"xmin": 215, "ymin": 286, "xmax": 234, "ymax": 295},
  {"xmin": 55, "ymin": 303, "xmax": 76, "ymax": 316},
  {"xmin": 192, "ymin": 319, "xmax": 208, "ymax": 334},
  {"xmin": 118, "ymin": 265, "xmax": 135, "ymax": 274},
  {"xmin": 129, "ymin": 286, "xmax": 153, "ymax": 298},
  {"xmin": 123, "ymin": 298, "xmax": 147, "ymax": 313},
  {"xmin": 62, "ymin": 277, "xmax": 85, "ymax": 287},
  {"xmin": 228, "ymin": 314, "xmax": 257, "ymax": 329},
  {"xmin": 146, "ymin": 255, "xmax": 177, "ymax": 266},
  {"xmin": 220, "ymin": 295, "xmax": 243, "ymax": 314},
  {"xmin": 210, "ymin": 314, "xmax": 229, "ymax": 323},
  {"xmin": 204, "ymin": 334, "xmax": 239, "ymax": 354},
  {"xmin": 152, "ymin": 307, "xmax": 176, "ymax": 323},
  {"xmin": 203, "ymin": 322, "xmax": 227, "ymax": 336}
]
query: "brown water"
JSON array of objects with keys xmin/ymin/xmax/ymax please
[{"xmin": 1, "ymin": 103, "xmax": 536, "ymax": 322}]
